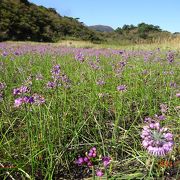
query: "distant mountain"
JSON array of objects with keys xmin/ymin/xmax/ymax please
[{"xmin": 89, "ymin": 25, "xmax": 114, "ymax": 32}]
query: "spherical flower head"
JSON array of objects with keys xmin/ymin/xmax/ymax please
[
  {"xmin": 141, "ymin": 122, "xmax": 174, "ymax": 156},
  {"xmin": 102, "ymin": 156, "xmax": 111, "ymax": 167},
  {"xmin": 117, "ymin": 85, "xmax": 127, "ymax": 92},
  {"xmin": 96, "ymin": 169, "xmax": 104, "ymax": 177}
]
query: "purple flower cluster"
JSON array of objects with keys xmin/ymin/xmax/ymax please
[
  {"xmin": 102, "ymin": 156, "xmax": 111, "ymax": 167},
  {"xmin": 47, "ymin": 81, "xmax": 56, "ymax": 89},
  {"xmin": 75, "ymin": 52, "xmax": 85, "ymax": 62},
  {"xmin": 75, "ymin": 147, "xmax": 111, "ymax": 177},
  {"xmin": 141, "ymin": 119, "xmax": 174, "ymax": 156},
  {"xmin": 47, "ymin": 64, "xmax": 70, "ymax": 89},
  {"xmin": 14, "ymin": 96, "xmax": 34, "ymax": 107},
  {"xmin": 13, "ymin": 85, "xmax": 45, "ymax": 108},
  {"xmin": 51, "ymin": 64, "xmax": 61, "ymax": 81},
  {"xmin": 14, "ymin": 94, "xmax": 45, "ymax": 108},
  {"xmin": 75, "ymin": 147, "xmax": 97, "ymax": 167},
  {"xmin": 13, "ymin": 86, "xmax": 30, "ymax": 95},
  {"xmin": 167, "ymin": 51, "xmax": 174, "ymax": 63}
]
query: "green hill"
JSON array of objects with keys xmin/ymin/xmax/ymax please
[{"xmin": 0, "ymin": 0, "xmax": 101, "ymax": 42}]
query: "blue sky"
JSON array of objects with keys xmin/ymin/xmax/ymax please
[{"xmin": 29, "ymin": 0, "xmax": 180, "ymax": 33}]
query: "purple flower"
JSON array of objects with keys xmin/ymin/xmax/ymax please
[
  {"xmin": 83, "ymin": 157, "xmax": 89, "ymax": 163},
  {"xmin": 87, "ymin": 161, "xmax": 93, "ymax": 167},
  {"xmin": 47, "ymin": 81, "xmax": 56, "ymax": 89},
  {"xmin": 20, "ymin": 86, "xmax": 30, "ymax": 94},
  {"xmin": 117, "ymin": 85, "xmax": 127, "ymax": 92},
  {"xmin": 13, "ymin": 86, "xmax": 30, "ymax": 95},
  {"xmin": 23, "ymin": 96, "xmax": 34, "ymax": 104},
  {"xmin": 167, "ymin": 51, "xmax": 174, "ymax": 63},
  {"xmin": 75, "ymin": 157, "xmax": 84, "ymax": 166},
  {"xmin": 119, "ymin": 50, "xmax": 123, "ymax": 54},
  {"xmin": 158, "ymin": 115, "xmax": 165, "ymax": 121},
  {"xmin": 13, "ymin": 88, "xmax": 21, "ymax": 96},
  {"xmin": 51, "ymin": 65, "xmax": 61, "ymax": 75},
  {"xmin": 96, "ymin": 170, "xmax": 104, "ymax": 177},
  {"xmin": 118, "ymin": 61, "xmax": 126, "ymax": 68},
  {"xmin": 88, "ymin": 147, "xmax": 97, "ymax": 158},
  {"xmin": 164, "ymin": 133, "xmax": 173, "ymax": 141},
  {"xmin": 176, "ymin": 93, "xmax": 180, "ymax": 98},
  {"xmin": 96, "ymin": 80, "xmax": 105, "ymax": 86},
  {"xmin": 102, "ymin": 157, "xmax": 111, "ymax": 167},
  {"xmin": 157, "ymin": 115, "xmax": 165, "ymax": 121},
  {"xmin": 61, "ymin": 74, "xmax": 70, "ymax": 83},
  {"xmin": 14, "ymin": 97, "xmax": 24, "ymax": 107},
  {"xmin": 51, "ymin": 64, "xmax": 61, "ymax": 80},
  {"xmin": 169, "ymin": 82, "xmax": 176, "ymax": 88},
  {"xmin": 2, "ymin": 51, "xmax": 8, "ymax": 56}
]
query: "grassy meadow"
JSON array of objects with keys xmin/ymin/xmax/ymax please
[{"xmin": 0, "ymin": 41, "xmax": 180, "ymax": 179}]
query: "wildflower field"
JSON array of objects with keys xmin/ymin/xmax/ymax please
[{"xmin": 0, "ymin": 42, "xmax": 179, "ymax": 179}]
